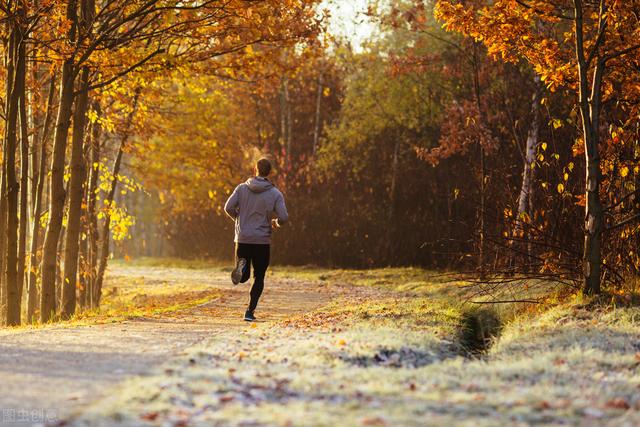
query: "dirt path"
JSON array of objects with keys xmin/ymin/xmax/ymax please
[{"xmin": 0, "ymin": 265, "xmax": 336, "ymax": 426}]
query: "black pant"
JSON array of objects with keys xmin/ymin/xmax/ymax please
[{"xmin": 236, "ymin": 243, "xmax": 270, "ymax": 312}]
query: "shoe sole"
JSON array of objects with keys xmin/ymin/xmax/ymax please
[
  {"xmin": 231, "ymin": 259, "xmax": 247, "ymax": 285},
  {"xmin": 243, "ymin": 317, "xmax": 255, "ymax": 322}
]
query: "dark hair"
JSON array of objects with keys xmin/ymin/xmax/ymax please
[{"xmin": 256, "ymin": 158, "xmax": 272, "ymax": 177}]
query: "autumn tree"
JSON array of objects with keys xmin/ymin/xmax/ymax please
[
  {"xmin": 0, "ymin": 0, "xmax": 321, "ymax": 325},
  {"xmin": 435, "ymin": 0, "xmax": 640, "ymax": 294}
]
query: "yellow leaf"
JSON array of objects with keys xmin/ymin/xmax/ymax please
[
  {"xmin": 541, "ymin": 142, "xmax": 548, "ymax": 151},
  {"xmin": 620, "ymin": 166, "xmax": 629, "ymax": 178},
  {"xmin": 557, "ymin": 183, "xmax": 565, "ymax": 193}
]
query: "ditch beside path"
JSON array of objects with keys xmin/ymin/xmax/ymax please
[{"xmin": 0, "ymin": 265, "xmax": 339, "ymax": 426}]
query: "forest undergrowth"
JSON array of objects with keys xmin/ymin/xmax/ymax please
[{"xmin": 69, "ymin": 259, "xmax": 640, "ymax": 426}]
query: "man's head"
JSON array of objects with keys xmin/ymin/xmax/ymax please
[{"xmin": 255, "ymin": 158, "xmax": 272, "ymax": 177}]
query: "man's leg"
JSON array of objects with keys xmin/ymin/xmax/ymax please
[
  {"xmin": 247, "ymin": 244, "xmax": 270, "ymax": 313},
  {"xmin": 235, "ymin": 243, "xmax": 252, "ymax": 284}
]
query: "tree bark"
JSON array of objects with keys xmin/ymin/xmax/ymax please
[
  {"xmin": 517, "ymin": 78, "xmax": 541, "ymax": 222},
  {"xmin": 574, "ymin": 0, "xmax": 605, "ymax": 295},
  {"xmin": 513, "ymin": 77, "xmax": 541, "ymax": 269},
  {"xmin": 60, "ymin": 67, "xmax": 90, "ymax": 319},
  {"xmin": 27, "ymin": 74, "xmax": 56, "ymax": 322},
  {"xmin": 472, "ymin": 43, "xmax": 486, "ymax": 277},
  {"xmin": 313, "ymin": 73, "xmax": 323, "ymax": 155},
  {"xmin": 0, "ymin": 167, "xmax": 6, "ymax": 320},
  {"xmin": 40, "ymin": 59, "xmax": 77, "ymax": 322},
  {"xmin": 93, "ymin": 92, "xmax": 139, "ymax": 307},
  {"xmin": 279, "ymin": 76, "xmax": 292, "ymax": 173},
  {"xmin": 3, "ymin": 14, "xmax": 27, "ymax": 326},
  {"xmin": 86, "ymin": 102, "xmax": 101, "ymax": 309},
  {"xmin": 385, "ymin": 138, "xmax": 401, "ymax": 261},
  {"xmin": 18, "ymin": 59, "xmax": 30, "ymax": 308}
]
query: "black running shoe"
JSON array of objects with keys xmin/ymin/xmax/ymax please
[
  {"xmin": 244, "ymin": 310, "xmax": 256, "ymax": 322},
  {"xmin": 231, "ymin": 258, "xmax": 247, "ymax": 285}
]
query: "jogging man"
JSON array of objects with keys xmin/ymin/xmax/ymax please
[{"xmin": 223, "ymin": 158, "xmax": 288, "ymax": 321}]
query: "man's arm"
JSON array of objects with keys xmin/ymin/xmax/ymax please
[
  {"xmin": 224, "ymin": 186, "xmax": 241, "ymax": 220},
  {"xmin": 273, "ymin": 192, "xmax": 289, "ymax": 227}
]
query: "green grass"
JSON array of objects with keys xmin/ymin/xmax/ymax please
[
  {"xmin": 110, "ymin": 256, "xmax": 227, "ymax": 270},
  {"xmin": 4, "ymin": 260, "xmax": 223, "ymax": 331},
  {"xmin": 75, "ymin": 299, "xmax": 640, "ymax": 426},
  {"xmin": 69, "ymin": 260, "xmax": 640, "ymax": 426}
]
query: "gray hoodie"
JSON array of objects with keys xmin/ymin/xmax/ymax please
[{"xmin": 224, "ymin": 177, "xmax": 289, "ymax": 244}]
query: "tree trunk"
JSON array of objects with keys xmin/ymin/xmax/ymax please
[
  {"xmin": 60, "ymin": 67, "xmax": 90, "ymax": 319},
  {"xmin": 472, "ymin": 43, "xmax": 486, "ymax": 276},
  {"xmin": 385, "ymin": 138, "xmax": 401, "ymax": 261},
  {"xmin": 93, "ymin": 92, "xmax": 140, "ymax": 307},
  {"xmin": 279, "ymin": 76, "xmax": 292, "ymax": 174},
  {"xmin": 285, "ymin": 81, "xmax": 292, "ymax": 171},
  {"xmin": 18, "ymin": 61, "xmax": 30, "ymax": 308},
  {"xmin": 27, "ymin": 74, "xmax": 56, "ymax": 322},
  {"xmin": 78, "ymin": 176, "xmax": 90, "ymax": 309},
  {"xmin": 3, "ymin": 15, "xmax": 27, "ymax": 326},
  {"xmin": 582, "ymin": 123, "xmax": 604, "ymax": 295},
  {"xmin": 313, "ymin": 73, "xmax": 323, "ymax": 155},
  {"xmin": 517, "ymin": 78, "xmax": 541, "ymax": 221},
  {"xmin": 61, "ymin": 0, "xmax": 95, "ymax": 315},
  {"xmin": 40, "ymin": 59, "xmax": 76, "ymax": 323},
  {"xmin": 574, "ymin": 0, "xmax": 605, "ymax": 295},
  {"xmin": 0, "ymin": 169, "xmax": 6, "ymax": 321},
  {"xmin": 86, "ymin": 102, "xmax": 101, "ymax": 309},
  {"xmin": 513, "ymin": 77, "xmax": 541, "ymax": 269}
]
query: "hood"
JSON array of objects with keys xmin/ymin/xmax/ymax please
[{"xmin": 246, "ymin": 176, "xmax": 274, "ymax": 193}]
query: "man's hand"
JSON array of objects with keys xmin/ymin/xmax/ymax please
[{"xmin": 271, "ymin": 219, "xmax": 280, "ymax": 229}]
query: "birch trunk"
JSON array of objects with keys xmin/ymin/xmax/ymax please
[{"xmin": 517, "ymin": 78, "xmax": 541, "ymax": 221}]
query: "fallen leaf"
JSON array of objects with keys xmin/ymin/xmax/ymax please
[
  {"xmin": 536, "ymin": 401, "xmax": 551, "ymax": 410},
  {"xmin": 361, "ymin": 416, "xmax": 387, "ymax": 426},
  {"xmin": 605, "ymin": 398, "xmax": 630, "ymax": 410},
  {"xmin": 140, "ymin": 412, "xmax": 159, "ymax": 421}
]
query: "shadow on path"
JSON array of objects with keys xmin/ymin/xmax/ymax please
[{"xmin": 0, "ymin": 264, "xmax": 334, "ymax": 426}]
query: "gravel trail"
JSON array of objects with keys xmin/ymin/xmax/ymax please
[{"xmin": 0, "ymin": 265, "xmax": 334, "ymax": 426}]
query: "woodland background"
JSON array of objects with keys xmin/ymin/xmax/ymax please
[{"xmin": 1, "ymin": 0, "xmax": 639, "ymax": 326}]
